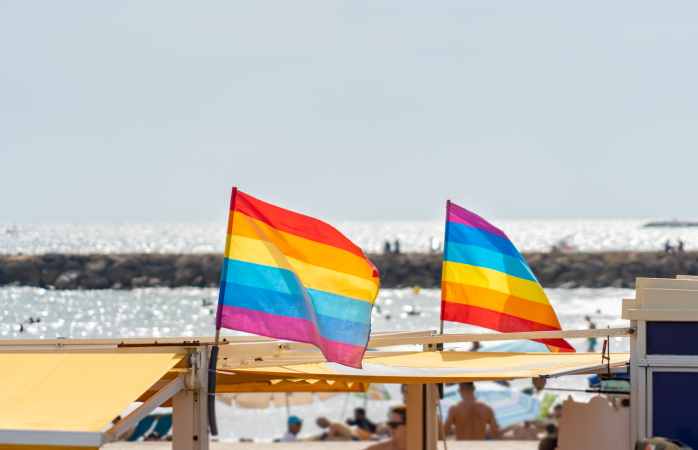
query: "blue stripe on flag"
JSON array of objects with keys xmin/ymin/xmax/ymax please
[
  {"xmin": 446, "ymin": 222, "xmax": 523, "ymax": 259},
  {"xmin": 444, "ymin": 242, "xmax": 537, "ymax": 282}
]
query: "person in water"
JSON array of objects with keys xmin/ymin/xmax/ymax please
[
  {"xmin": 585, "ymin": 315, "xmax": 598, "ymax": 352},
  {"xmin": 444, "ymin": 382, "xmax": 499, "ymax": 440},
  {"xmin": 364, "ymin": 406, "xmax": 407, "ymax": 450}
]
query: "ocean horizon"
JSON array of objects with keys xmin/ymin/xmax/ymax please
[{"xmin": 2, "ymin": 218, "xmax": 697, "ymax": 255}]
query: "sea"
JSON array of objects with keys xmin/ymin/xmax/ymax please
[
  {"xmin": 1, "ymin": 218, "xmax": 697, "ymax": 254},
  {"xmin": 0, "ymin": 219, "xmax": 671, "ymax": 441}
]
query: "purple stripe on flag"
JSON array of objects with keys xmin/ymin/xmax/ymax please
[
  {"xmin": 218, "ymin": 305, "xmax": 366, "ymax": 368},
  {"xmin": 447, "ymin": 202, "xmax": 508, "ymax": 239}
]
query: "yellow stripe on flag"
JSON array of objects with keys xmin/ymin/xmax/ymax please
[
  {"xmin": 442, "ymin": 261, "xmax": 549, "ymax": 305},
  {"xmin": 228, "ymin": 234, "xmax": 378, "ymax": 303},
  {"xmin": 229, "ymin": 211, "xmax": 375, "ymax": 280}
]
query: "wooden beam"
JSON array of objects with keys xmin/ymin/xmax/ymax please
[
  {"xmin": 0, "ymin": 330, "xmax": 435, "ymax": 349},
  {"xmin": 215, "ymin": 328, "xmax": 632, "ymax": 369},
  {"xmin": 103, "ymin": 374, "xmax": 186, "ymax": 442},
  {"xmin": 366, "ymin": 327, "xmax": 633, "ymax": 347}
]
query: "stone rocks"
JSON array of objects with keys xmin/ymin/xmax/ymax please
[
  {"xmin": 54, "ymin": 271, "xmax": 80, "ymax": 289},
  {"xmin": 1, "ymin": 251, "xmax": 698, "ymax": 290}
]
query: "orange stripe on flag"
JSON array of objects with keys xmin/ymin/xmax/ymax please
[
  {"xmin": 441, "ymin": 281, "xmax": 562, "ymax": 329},
  {"xmin": 229, "ymin": 211, "xmax": 375, "ymax": 280},
  {"xmin": 441, "ymin": 301, "xmax": 574, "ymax": 352}
]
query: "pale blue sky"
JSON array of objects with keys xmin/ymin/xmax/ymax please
[{"xmin": 2, "ymin": 1, "xmax": 697, "ymax": 222}]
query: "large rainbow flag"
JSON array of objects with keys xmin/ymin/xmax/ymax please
[
  {"xmin": 440, "ymin": 201, "xmax": 573, "ymax": 352},
  {"xmin": 216, "ymin": 188, "xmax": 380, "ymax": 368}
]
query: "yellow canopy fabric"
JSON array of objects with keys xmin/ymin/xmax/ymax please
[
  {"xmin": 223, "ymin": 351, "xmax": 629, "ymax": 384},
  {"xmin": 0, "ymin": 351, "xmax": 184, "ymax": 432}
]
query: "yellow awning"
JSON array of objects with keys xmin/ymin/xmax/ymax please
[
  {"xmin": 0, "ymin": 351, "xmax": 184, "ymax": 433},
  {"xmin": 223, "ymin": 351, "xmax": 629, "ymax": 384}
]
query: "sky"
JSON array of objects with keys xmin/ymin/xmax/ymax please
[{"xmin": 2, "ymin": 1, "xmax": 698, "ymax": 223}]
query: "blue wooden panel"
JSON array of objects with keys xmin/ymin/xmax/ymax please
[
  {"xmin": 647, "ymin": 322, "xmax": 698, "ymax": 355},
  {"xmin": 653, "ymin": 371, "xmax": 698, "ymax": 448}
]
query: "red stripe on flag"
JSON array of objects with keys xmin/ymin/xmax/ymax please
[
  {"xmin": 442, "ymin": 301, "xmax": 574, "ymax": 352},
  {"xmin": 232, "ymin": 190, "xmax": 366, "ymax": 259}
]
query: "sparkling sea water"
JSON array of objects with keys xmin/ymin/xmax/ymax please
[{"xmin": 1, "ymin": 219, "xmax": 697, "ymax": 254}]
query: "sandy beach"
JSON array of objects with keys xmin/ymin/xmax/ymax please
[{"xmin": 104, "ymin": 442, "xmax": 538, "ymax": 450}]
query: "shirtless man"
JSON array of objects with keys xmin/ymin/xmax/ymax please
[
  {"xmin": 444, "ymin": 382, "xmax": 499, "ymax": 440},
  {"xmin": 315, "ymin": 416, "xmax": 355, "ymax": 441},
  {"xmin": 364, "ymin": 406, "xmax": 407, "ymax": 450}
]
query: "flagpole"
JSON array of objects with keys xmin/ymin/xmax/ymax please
[
  {"xmin": 207, "ymin": 329, "xmax": 220, "ymax": 436},
  {"xmin": 439, "ymin": 200, "xmax": 451, "ymax": 337},
  {"xmin": 208, "ymin": 186, "xmax": 238, "ymax": 436},
  {"xmin": 438, "ymin": 200, "xmax": 450, "ymax": 450}
]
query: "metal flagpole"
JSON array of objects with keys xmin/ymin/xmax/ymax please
[
  {"xmin": 438, "ymin": 200, "xmax": 450, "ymax": 450},
  {"xmin": 208, "ymin": 187, "xmax": 239, "ymax": 436},
  {"xmin": 207, "ymin": 328, "xmax": 220, "ymax": 436},
  {"xmin": 439, "ymin": 200, "xmax": 451, "ymax": 336}
]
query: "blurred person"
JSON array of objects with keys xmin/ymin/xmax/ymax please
[
  {"xmin": 444, "ymin": 382, "xmax": 499, "ymax": 440},
  {"xmin": 502, "ymin": 421, "xmax": 539, "ymax": 440},
  {"xmin": 532, "ymin": 376, "xmax": 547, "ymax": 393},
  {"xmin": 538, "ymin": 424, "xmax": 558, "ymax": 450},
  {"xmin": 383, "ymin": 241, "xmax": 392, "ymax": 254},
  {"xmin": 585, "ymin": 315, "xmax": 598, "ymax": 352},
  {"xmin": 315, "ymin": 416, "xmax": 355, "ymax": 441},
  {"xmin": 364, "ymin": 406, "xmax": 407, "ymax": 450},
  {"xmin": 664, "ymin": 240, "xmax": 673, "ymax": 253},
  {"xmin": 347, "ymin": 407, "xmax": 377, "ymax": 434},
  {"xmin": 279, "ymin": 416, "xmax": 303, "ymax": 442},
  {"xmin": 551, "ymin": 404, "xmax": 563, "ymax": 422}
]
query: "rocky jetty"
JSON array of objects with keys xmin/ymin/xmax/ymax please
[{"xmin": 1, "ymin": 251, "xmax": 697, "ymax": 290}]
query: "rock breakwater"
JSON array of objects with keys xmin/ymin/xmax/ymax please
[{"xmin": 1, "ymin": 252, "xmax": 697, "ymax": 290}]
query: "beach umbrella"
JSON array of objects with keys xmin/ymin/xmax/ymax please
[
  {"xmin": 353, "ymin": 384, "xmax": 392, "ymax": 401},
  {"xmin": 220, "ymin": 392, "xmax": 337, "ymax": 409},
  {"xmin": 480, "ymin": 340, "xmax": 550, "ymax": 353},
  {"xmin": 440, "ymin": 382, "xmax": 540, "ymax": 428}
]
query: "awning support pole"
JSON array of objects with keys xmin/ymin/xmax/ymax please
[
  {"xmin": 406, "ymin": 384, "xmax": 438, "ymax": 450},
  {"xmin": 104, "ymin": 374, "xmax": 186, "ymax": 442},
  {"xmin": 173, "ymin": 347, "xmax": 210, "ymax": 450},
  {"xmin": 406, "ymin": 343, "xmax": 440, "ymax": 450}
]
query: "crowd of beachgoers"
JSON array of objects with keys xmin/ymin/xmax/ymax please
[{"xmin": 265, "ymin": 382, "xmax": 565, "ymax": 450}]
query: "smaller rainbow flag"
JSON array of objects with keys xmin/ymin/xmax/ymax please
[
  {"xmin": 216, "ymin": 188, "xmax": 380, "ymax": 368},
  {"xmin": 440, "ymin": 201, "xmax": 573, "ymax": 352}
]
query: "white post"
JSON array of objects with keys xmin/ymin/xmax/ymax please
[{"xmin": 173, "ymin": 347, "xmax": 210, "ymax": 450}]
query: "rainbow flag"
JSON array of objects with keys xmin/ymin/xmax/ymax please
[
  {"xmin": 440, "ymin": 201, "xmax": 573, "ymax": 352},
  {"xmin": 216, "ymin": 188, "xmax": 380, "ymax": 368}
]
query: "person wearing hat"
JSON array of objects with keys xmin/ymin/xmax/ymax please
[{"xmin": 280, "ymin": 416, "xmax": 303, "ymax": 442}]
